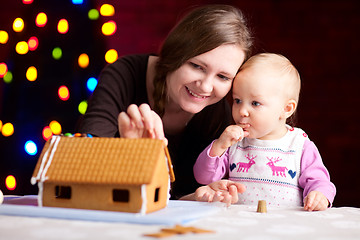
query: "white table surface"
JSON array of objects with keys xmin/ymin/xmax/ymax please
[{"xmin": 1, "ymin": 196, "xmax": 359, "ymax": 240}]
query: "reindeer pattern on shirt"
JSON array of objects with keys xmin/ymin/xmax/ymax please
[{"xmin": 227, "ymin": 127, "xmax": 308, "ymax": 206}]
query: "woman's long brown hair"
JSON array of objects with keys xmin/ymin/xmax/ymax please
[{"xmin": 153, "ymin": 4, "xmax": 253, "ymax": 117}]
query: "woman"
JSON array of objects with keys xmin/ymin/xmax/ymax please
[{"xmin": 79, "ymin": 4, "xmax": 253, "ymax": 199}]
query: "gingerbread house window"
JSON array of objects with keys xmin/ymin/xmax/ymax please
[
  {"xmin": 55, "ymin": 185, "xmax": 71, "ymax": 199},
  {"xmin": 154, "ymin": 188, "xmax": 160, "ymax": 202},
  {"xmin": 113, "ymin": 189, "xmax": 130, "ymax": 202}
]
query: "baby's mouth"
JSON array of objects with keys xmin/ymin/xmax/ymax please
[{"xmin": 239, "ymin": 123, "xmax": 250, "ymax": 129}]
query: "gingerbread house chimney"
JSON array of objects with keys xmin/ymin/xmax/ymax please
[{"xmin": 31, "ymin": 136, "xmax": 175, "ymax": 214}]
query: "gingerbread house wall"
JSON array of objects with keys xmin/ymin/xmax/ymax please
[
  {"xmin": 143, "ymin": 154, "xmax": 171, "ymax": 213},
  {"xmin": 40, "ymin": 154, "xmax": 171, "ymax": 214},
  {"xmin": 42, "ymin": 182, "xmax": 144, "ymax": 212}
]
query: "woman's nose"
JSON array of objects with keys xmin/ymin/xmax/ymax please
[{"xmin": 196, "ymin": 76, "xmax": 213, "ymax": 93}]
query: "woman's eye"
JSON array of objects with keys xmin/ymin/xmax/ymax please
[
  {"xmin": 190, "ymin": 62, "xmax": 204, "ymax": 71},
  {"xmin": 252, "ymin": 101, "xmax": 261, "ymax": 106},
  {"xmin": 217, "ymin": 74, "xmax": 231, "ymax": 81}
]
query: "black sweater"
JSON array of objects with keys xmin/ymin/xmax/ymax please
[{"xmin": 79, "ymin": 54, "xmax": 232, "ymax": 198}]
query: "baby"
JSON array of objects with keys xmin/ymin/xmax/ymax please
[{"xmin": 192, "ymin": 53, "xmax": 336, "ymax": 211}]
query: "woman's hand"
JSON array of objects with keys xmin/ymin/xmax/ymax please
[{"xmin": 118, "ymin": 104, "xmax": 168, "ymax": 145}]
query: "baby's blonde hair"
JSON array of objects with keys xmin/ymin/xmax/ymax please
[{"xmin": 240, "ymin": 53, "xmax": 301, "ymax": 102}]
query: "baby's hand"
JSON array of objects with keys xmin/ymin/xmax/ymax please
[
  {"xmin": 194, "ymin": 185, "xmax": 222, "ymax": 202},
  {"xmin": 194, "ymin": 180, "xmax": 246, "ymax": 206},
  {"xmin": 304, "ymin": 191, "xmax": 329, "ymax": 211},
  {"xmin": 210, "ymin": 125, "xmax": 247, "ymax": 157}
]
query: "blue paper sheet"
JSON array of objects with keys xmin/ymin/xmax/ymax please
[{"xmin": 0, "ymin": 196, "xmax": 220, "ymax": 225}]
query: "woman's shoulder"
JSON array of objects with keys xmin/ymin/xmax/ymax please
[
  {"xmin": 98, "ymin": 54, "xmax": 152, "ymax": 84},
  {"xmin": 109, "ymin": 54, "xmax": 151, "ymax": 71}
]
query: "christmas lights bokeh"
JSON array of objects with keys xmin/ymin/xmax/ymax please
[{"xmin": 0, "ymin": 0, "xmax": 116, "ymax": 194}]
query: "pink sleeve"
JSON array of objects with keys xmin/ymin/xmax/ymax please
[
  {"xmin": 299, "ymin": 139, "xmax": 336, "ymax": 206},
  {"xmin": 193, "ymin": 141, "xmax": 229, "ymax": 185}
]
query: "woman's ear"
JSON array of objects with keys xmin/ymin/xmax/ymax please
[{"xmin": 282, "ymin": 99, "xmax": 297, "ymax": 119}]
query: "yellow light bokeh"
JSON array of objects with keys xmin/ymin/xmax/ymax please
[
  {"xmin": 78, "ymin": 53, "xmax": 89, "ymax": 68},
  {"xmin": 0, "ymin": 30, "xmax": 9, "ymax": 44},
  {"xmin": 101, "ymin": 21, "xmax": 117, "ymax": 36},
  {"xmin": 0, "ymin": 120, "xmax": 2, "ymax": 131},
  {"xmin": 26, "ymin": 66, "xmax": 37, "ymax": 81},
  {"xmin": 35, "ymin": 12, "xmax": 47, "ymax": 27},
  {"xmin": 5, "ymin": 175, "xmax": 16, "ymax": 190},
  {"xmin": 13, "ymin": 18, "xmax": 24, "ymax": 32},
  {"xmin": 2, "ymin": 122, "xmax": 14, "ymax": 137},
  {"xmin": 100, "ymin": 4, "xmax": 115, "ymax": 16},
  {"xmin": 105, "ymin": 49, "xmax": 118, "ymax": 64},
  {"xmin": 49, "ymin": 120, "xmax": 62, "ymax": 135},
  {"xmin": 15, "ymin": 41, "xmax": 29, "ymax": 55},
  {"xmin": 57, "ymin": 19, "xmax": 69, "ymax": 34},
  {"xmin": 42, "ymin": 126, "xmax": 53, "ymax": 141},
  {"xmin": 58, "ymin": 85, "xmax": 70, "ymax": 101},
  {"xmin": 0, "ymin": 62, "xmax": 8, "ymax": 78}
]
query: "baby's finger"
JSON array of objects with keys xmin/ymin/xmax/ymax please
[
  {"xmin": 304, "ymin": 193, "xmax": 316, "ymax": 211},
  {"xmin": 221, "ymin": 193, "xmax": 233, "ymax": 207},
  {"xmin": 228, "ymin": 181, "xmax": 246, "ymax": 194},
  {"xmin": 212, "ymin": 191, "xmax": 224, "ymax": 202},
  {"xmin": 228, "ymin": 185, "xmax": 239, "ymax": 203}
]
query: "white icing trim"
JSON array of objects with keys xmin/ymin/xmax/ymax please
[
  {"xmin": 31, "ymin": 136, "xmax": 58, "ymax": 185},
  {"xmin": 165, "ymin": 154, "xmax": 172, "ymax": 203},
  {"xmin": 40, "ymin": 136, "xmax": 61, "ymax": 182},
  {"xmin": 167, "ymin": 178, "xmax": 170, "ymax": 205},
  {"xmin": 37, "ymin": 182, "xmax": 43, "ymax": 207},
  {"xmin": 31, "ymin": 136, "xmax": 61, "ymax": 207},
  {"xmin": 140, "ymin": 184, "xmax": 147, "ymax": 215}
]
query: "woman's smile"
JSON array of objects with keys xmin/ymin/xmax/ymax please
[{"xmin": 185, "ymin": 86, "xmax": 210, "ymax": 99}]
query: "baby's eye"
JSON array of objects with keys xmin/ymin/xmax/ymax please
[
  {"xmin": 234, "ymin": 98, "xmax": 242, "ymax": 104},
  {"xmin": 252, "ymin": 101, "xmax": 261, "ymax": 106}
]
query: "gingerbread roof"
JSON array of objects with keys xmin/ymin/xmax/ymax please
[{"xmin": 32, "ymin": 136, "xmax": 174, "ymax": 185}]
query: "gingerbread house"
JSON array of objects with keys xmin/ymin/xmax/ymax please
[{"xmin": 31, "ymin": 136, "xmax": 175, "ymax": 214}]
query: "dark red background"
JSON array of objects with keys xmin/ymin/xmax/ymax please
[{"xmin": 1, "ymin": 0, "xmax": 359, "ymax": 207}]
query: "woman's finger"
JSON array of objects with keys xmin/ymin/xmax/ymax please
[
  {"xmin": 139, "ymin": 104, "xmax": 155, "ymax": 138},
  {"xmin": 127, "ymin": 104, "xmax": 144, "ymax": 129},
  {"xmin": 151, "ymin": 110, "xmax": 168, "ymax": 145},
  {"xmin": 118, "ymin": 112, "xmax": 133, "ymax": 138}
]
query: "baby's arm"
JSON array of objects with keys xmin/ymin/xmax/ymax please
[
  {"xmin": 194, "ymin": 125, "xmax": 247, "ymax": 185},
  {"xmin": 299, "ymin": 140, "xmax": 336, "ymax": 211}
]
